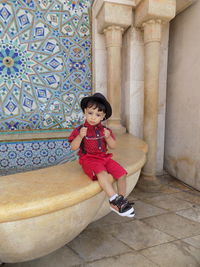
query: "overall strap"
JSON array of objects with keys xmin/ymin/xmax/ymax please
[{"xmin": 77, "ymin": 125, "xmax": 86, "ymax": 154}]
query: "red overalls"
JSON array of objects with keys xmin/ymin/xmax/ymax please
[{"xmin": 68, "ymin": 121, "xmax": 127, "ymax": 180}]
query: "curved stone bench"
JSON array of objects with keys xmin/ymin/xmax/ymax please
[{"xmin": 0, "ymin": 134, "xmax": 147, "ymax": 263}]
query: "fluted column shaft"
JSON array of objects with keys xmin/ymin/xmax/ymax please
[
  {"xmin": 142, "ymin": 20, "xmax": 162, "ymax": 176},
  {"xmin": 103, "ymin": 26, "xmax": 126, "ymax": 134}
]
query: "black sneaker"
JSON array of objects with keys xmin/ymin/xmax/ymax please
[{"xmin": 109, "ymin": 195, "xmax": 134, "ymax": 217}]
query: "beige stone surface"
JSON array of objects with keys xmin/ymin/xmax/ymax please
[
  {"xmin": 134, "ymin": 200, "xmax": 168, "ymax": 219},
  {"xmin": 92, "ymin": 0, "xmax": 135, "ymax": 19},
  {"xmin": 176, "ymin": 206, "xmax": 200, "ymax": 223},
  {"xmin": 142, "ymin": 20, "xmax": 162, "ymax": 177},
  {"xmin": 121, "ymin": 23, "xmax": 170, "ymax": 175},
  {"xmin": 94, "ymin": 1, "xmax": 134, "ymax": 133},
  {"xmin": 176, "ymin": 0, "xmax": 197, "ymax": 14},
  {"xmin": 0, "ymin": 134, "xmax": 147, "ymax": 223},
  {"xmin": 164, "ymin": 0, "xmax": 200, "ymax": 190},
  {"xmin": 0, "ymin": 193, "xmax": 104, "ymax": 263},
  {"xmin": 3, "ymin": 175, "xmax": 200, "ymax": 266},
  {"xmin": 86, "ymin": 252, "xmax": 158, "ymax": 267},
  {"xmin": 0, "ymin": 134, "xmax": 147, "ymax": 262},
  {"xmin": 173, "ymin": 191, "xmax": 200, "ymax": 205},
  {"xmin": 5, "ymin": 245, "xmax": 82, "ymax": 267},
  {"xmin": 96, "ymin": 2, "xmax": 133, "ymax": 33},
  {"xmin": 183, "ymin": 235, "xmax": 200, "ymax": 249},
  {"xmin": 92, "ymin": 0, "xmax": 196, "ymax": 178},
  {"xmin": 103, "ymin": 25, "xmax": 126, "ymax": 133},
  {"xmin": 88, "ymin": 209, "xmax": 134, "ymax": 227},
  {"xmin": 144, "ymin": 194, "xmax": 193, "ymax": 211},
  {"xmin": 68, "ymin": 227, "xmax": 131, "ymax": 261},
  {"xmin": 121, "ymin": 26, "xmax": 144, "ymax": 139},
  {"xmin": 0, "ymin": 130, "xmax": 70, "ymax": 141},
  {"xmin": 97, "ymin": 220, "xmax": 175, "ymax": 250},
  {"xmin": 143, "ymin": 213, "xmax": 200, "ymax": 238},
  {"xmin": 135, "ymin": 0, "xmax": 176, "ymax": 27},
  {"xmin": 141, "ymin": 240, "xmax": 200, "ymax": 267}
]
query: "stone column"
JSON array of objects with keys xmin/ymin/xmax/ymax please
[
  {"xmin": 103, "ymin": 26, "xmax": 126, "ymax": 133},
  {"xmin": 94, "ymin": 1, "xmax": 133, "ymax": 133},
  {"xmin": 140, "ymin": 20, "xmax": 162, "ymax": 187},
  {"xmin": 134, "ymin": 0, "xmax": 176, "ymax": 190}
]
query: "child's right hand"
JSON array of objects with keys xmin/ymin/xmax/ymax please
[{"xmin": 79, "ymin": 127, "xmax": 87, "ymax": 138}]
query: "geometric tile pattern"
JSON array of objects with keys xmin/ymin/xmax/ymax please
[
  {"xmin": 0, "ymin": 139, "xmax": 77, "ymax": 175},
  {"xmin": 0, "ymin": 0, "xmax": 92, "ymax": 131}
]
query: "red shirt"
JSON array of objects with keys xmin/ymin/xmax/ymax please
[{"xmin": 68, "ymin": 121, "xmax": 115, "ymax": 158}]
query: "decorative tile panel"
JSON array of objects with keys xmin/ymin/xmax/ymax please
[
  {"xmin": 0, "ymin": 0, "xmax": 92, "ymax": 131},
  {"xmin": 0, "ymin": 139, "xmax": 77, "ymax": 176}
]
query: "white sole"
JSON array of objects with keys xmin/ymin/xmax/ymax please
[
  {"xmin": 110, "ymin": 206, "xmax": 134, "ymax": 217},
  {"xmin": 127, "ymin": 212, "xmax": 135, "ymax": 218}
]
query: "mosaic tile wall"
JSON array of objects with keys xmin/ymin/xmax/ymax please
[
  {"xmin": 0, "ymin": 139, "xmax": 77, "ymax": 175},
  {"xmin": 0, "ymin": 0, "xmax": 93, "ymax": 175},
  {"xmin": 0, "ymin": 0, "xmax": 92, "ymax": 131}
]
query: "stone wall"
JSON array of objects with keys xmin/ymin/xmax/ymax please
[{"xmin": 165, "ymin": 0, "xmax": 200, "ymax": 190}]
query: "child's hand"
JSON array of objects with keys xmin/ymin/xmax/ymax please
[
  {"xmin": 79, "ymin": 127, "xmax": 87, "ymax": 138},
  {"xmin": 104, "ymin": 128, "xmax": 111, "ymax": 139}
]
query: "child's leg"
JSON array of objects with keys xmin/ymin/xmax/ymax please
[
  {"xmin": 97, "ymin": 171, "xmax": 134, "ymax": 217},
  {"xmin": 117, "ymin": 174, "xmax": 126, "ymax": 196},
  {"xmin": 96, "ymin": 171, "xmax": 116, "ymax": 198}
]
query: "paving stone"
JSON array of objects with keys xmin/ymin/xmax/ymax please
[
  {"xmin": 131, "ymin": 187, "xmax": 165, "ymax": 200},
  {"xmin": 141, "ymin": 240, "xmax": 200, "ymax": 267},
  {"xmin": 4, "ymin": 246, "xmax": 82, "ymax": 267},
  {"xmin": 88, "ymin": 211, "xmax": 134, "ymax": 229},
  {"xmin": 97, "ymin": 220, "xmax": 175, "ymax": 250},
  {"xmin": 144, "ymin": 194, "xmax": 193, "ymax": 211},
  {"xmin": 160, "ymin": 174, "xmax": 192, "ymax": 191},
  {"xmin": 134, "ymin": 200, "xmax": 167, "ymax": 219},
  {"xmin": 68, "ymin": 227, "xmax": 131, "ymax": 261},
  {"xmin": 183, "ymin": 235, "xmax": 200, "ymax": 248},
  {"xmin": 143, "ymin": 213, "xmax": 200, "ymax": 239},
  {"xmin": 157, "ymin": 185, "xmax": 182, "ymax": 194},
  {"xmin": 176, "ymin": 205, "xmax": 200, "ymax": 223},
  {"xmin": 173, "ymin": 191, "xmax": 200, "ymax": 205},
  {"xmin": 167, "ymin": 179, "xmax": 192, "ymax": 191},
  {"xmin": 85, "ymin": 252, "xmax": 159, "ymax": 267}
]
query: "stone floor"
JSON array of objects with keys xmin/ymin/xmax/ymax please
[{"xmin": 3, "ymin": 173, "xmax": 200, "ymax": 267}]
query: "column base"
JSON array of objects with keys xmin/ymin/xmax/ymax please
[{"xmin": 136, "ymin": 174, "xmax": 162, "ymax": 192}]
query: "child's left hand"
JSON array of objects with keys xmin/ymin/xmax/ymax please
[{"xmin": 104, "ymin": 128, "xmax": 111, "ymax": 139}]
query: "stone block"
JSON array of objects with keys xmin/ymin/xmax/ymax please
[
  {"xmin": 97, "ymin": 2, "xmax": 133, "ymax": 33},
  {"xmin": 135, "ymin": 0, "xmax": 176, "ymax": 26}
]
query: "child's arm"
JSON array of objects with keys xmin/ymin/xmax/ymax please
[
  {"xmin": 104, "ymin": 128, "xmax": 116, "ymax": 149},
  {"xmin": 70, "ymin": 127, "xmax": 87, "ymax": 150}
]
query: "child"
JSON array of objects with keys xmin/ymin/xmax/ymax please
[{"xmin": 68, "ymin": 93, "xmax": 134, "ymax": 217}]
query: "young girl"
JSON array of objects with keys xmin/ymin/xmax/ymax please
[{"xmin": 68, "ymin": 93, "xmax": 134, "ymax": 217}]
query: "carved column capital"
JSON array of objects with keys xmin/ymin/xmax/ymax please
[
  {"xmin": 103, "ymin": 25, "xmax": 124, "ymax": 34},
  {"xmin": 142, "ymin": 19, "xmax": 163, "ymax": 44},
  {"xmin": 103, "ymin": 26, "xmax": 124, "ymax": 48}
]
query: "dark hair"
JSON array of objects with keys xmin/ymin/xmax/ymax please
[{"xmin": 85, "ymin": 100, "xmax": 106, "ymax": 113}]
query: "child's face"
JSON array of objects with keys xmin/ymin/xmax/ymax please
[{"xmin": 84, "ymin": 106, "xmax": 105, "ymax": 125}]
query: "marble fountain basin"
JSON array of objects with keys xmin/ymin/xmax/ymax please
[{"xmin": 0, "ymin": 134, "xmax": 147, "ymax": 263}]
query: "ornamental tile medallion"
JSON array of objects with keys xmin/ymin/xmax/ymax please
[{"xmin": 0, "ymin": 0, "xmax": 92, "ymax": 131}]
